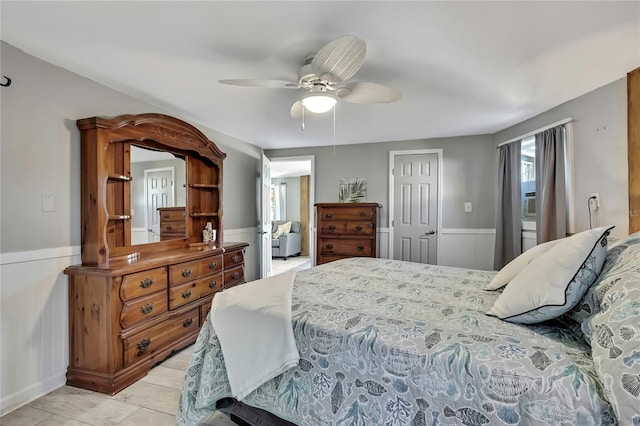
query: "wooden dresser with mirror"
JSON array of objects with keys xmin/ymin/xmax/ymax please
[{"xmin": 64, "ymin": 113, "xmax": 248, "ymax": 394}]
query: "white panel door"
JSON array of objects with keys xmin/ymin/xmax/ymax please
[
  {"xmin": 259, "ymin": 154, "xmax": 272, "ymax": 278},
  {"xmin": 146, "ymin": 168, "xmax": 174, "ymax": 242},
  {"xmin": 393, "ymin": 154, "xmax": 438, "ymax": 264}
]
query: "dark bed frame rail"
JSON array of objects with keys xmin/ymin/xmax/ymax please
[{"xmin": 217, "ymin": 398, "xmax": 297, "ymax": 426}]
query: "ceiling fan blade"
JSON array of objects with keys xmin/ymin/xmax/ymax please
[
  {"xmin": 311, "ymin": 35, "xmax": 366, "ymax": 82},
  {"xmin": 290, "ymin": 100, "xmax": 303, "ymax": 119},
  {"xmin": 335, "ymin": 82, "xmax": 402, "ymax": 104},
  {"xmin": 218, "ymin": 79, "xmax": 299, "ymax": 89}
]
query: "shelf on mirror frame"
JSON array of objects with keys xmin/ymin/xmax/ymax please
[
  {"xmin": 107, "ymin": 173, "xmax": 133, "ymax": 181},
  {"xmin": 108, "ymin": 214, "xmax": 132, "ymax": 220},
  {"xmin": 188, "ymin": 184, "xmax": 219, "ymax": 189}
]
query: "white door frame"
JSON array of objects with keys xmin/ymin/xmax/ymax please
[
  {"xmin": 267, "ymin": 155, "xmax": 316, "ymax": 266},
  {"xmin": 388, "ymin": 149, "xmax": 443, "ymax": 265},
  {"xmin": 143, "ymin": 166, "xmax": 175, "ymax": 241}
]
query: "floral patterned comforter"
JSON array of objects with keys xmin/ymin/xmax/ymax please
[{"xmin": 177, "ymin": 258, "xmax": 616, "ymax": 425}]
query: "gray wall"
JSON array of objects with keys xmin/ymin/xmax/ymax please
[
  {"xmin": 266, "ymin": 135, "xmax": 497, "ymax": 229},
  {"xmin": 0, "ymin": 42, "xmax": 260, "ymax": 253},
  {"xmin": 493, "ymin": 78, "xmax": 628, "ymax": 238}
]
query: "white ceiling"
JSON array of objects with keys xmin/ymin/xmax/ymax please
[{"xmin": 2, "ymin": 1, "xmax": 639, "ymax": 150}]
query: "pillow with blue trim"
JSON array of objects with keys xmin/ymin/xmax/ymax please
[
  {"xmin": 485, "ymin": 238, "xmax": 562, "ymax": 290},
  {"xmin": 487, "ymin": 226, "xmax": 614, "ymax": 324}
]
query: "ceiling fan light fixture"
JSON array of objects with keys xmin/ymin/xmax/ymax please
[{"xmin": 300, "ymin": 92, "xmax": 337, "ymax": 113}]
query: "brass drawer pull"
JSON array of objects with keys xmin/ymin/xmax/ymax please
[
  {"xmin": 181, "ymin": 289, "xmax": 192, "ymax": 299},
  {"xmin": 139, "ymin": 278, "xmax": 154, "ymax": 289},
  {"xmin": 355, "ymin": 225, "xmax": 363, "ymax": 232},
  {"xmin": 358, "ymin": 245, "xmax": 365, "ymax": 251},
  {"xmin": 326, "ymin": 244, "xmax": 333, "ymax": 249},
  {"xmin": 328, "ymin": 225, "xmax": 336, "ymax": 231},
  {"xmin": 232, "ymin": 272, "xmax": 240, "ymax": 280},
  {"xmin": 136, "ymin": 338, "xmax": 151, "ymax": 353},
  {"xmin": 166, "ymin": 225, "xmax": 172, "ymax": 230},
  {"xmin": 231, "ymin": 255, "xmax": 241, "ymax": 263},
  {"xmin": 359, "ymin": 211, "xmax": 366, "ymax": 217},
  {"xmin": 140, "ymin": 303, "xmax": 154, "ymax": 315},
  {"xmin": 325, "ymin": 213, "xmax": 332, "ymax": 218},
  {"xmin": 163, "ymin": 214, "xmax": 170, "ymax": 218},
  {"xmin": 208, "ymin": 280, "xmax": 218, "ymax": 289},
  {"xmin": 181, "ymin": 268, "xmax": 192, "ymax": 278},
  {"xmin": 208, "ymin": 261, "xmax": 217, "ymax": 270},
  {"xmin": 183, "ymin": 318, "xmax": 194, "ymax": 328}
]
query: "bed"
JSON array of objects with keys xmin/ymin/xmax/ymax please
[{"xmin": 176, "ymin": 226, "xmax": 640, "ymax": 425}]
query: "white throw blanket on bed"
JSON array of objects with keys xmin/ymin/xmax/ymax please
[{"xmin": 209, "ymin": 270, "xmax": 299, "ymax": 401}]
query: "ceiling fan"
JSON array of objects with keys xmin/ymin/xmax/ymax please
[{"xmin": 219, "ymin": 35, "xmax": 401, "ymax": 119}]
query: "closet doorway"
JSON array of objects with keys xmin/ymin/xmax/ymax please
[{"xmin": 388, "ymin": 149, "xmax": 443, "ymax": 265}]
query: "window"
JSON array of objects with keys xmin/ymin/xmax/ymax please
[
  {"xmin": 521, "ymin": 137, "xmax": 536, "ymax": 218},
  {"xmin": 270, "ymin": 182, "xmax": 287, "ymax": 221}
]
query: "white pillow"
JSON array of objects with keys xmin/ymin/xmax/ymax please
[
  {"xmin": 272, "ymin": 221, "xmax": 292, "ymax": 239},
  {"xmin": 487, "ymin": 226, "xmax": 614, "ymax": 324},
  {"xmin": 485, "ymin": 239, "xmax": 562, "ymax": 290}
]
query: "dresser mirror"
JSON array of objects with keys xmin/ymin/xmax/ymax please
[
  {"xmin": 130, "ymin": 145, "xmax": 186, "ymax": 245},
  {"xmin": 75, "ymin": 114, "xmax": 226, "ymax": 267}
]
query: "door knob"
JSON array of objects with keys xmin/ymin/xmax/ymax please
[{"xmin": 425, "ymin": 230, "xmax": 436, "ymax": 235}]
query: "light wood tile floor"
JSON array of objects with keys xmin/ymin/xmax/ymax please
[
  {"xmin": 269, "ymin": 256, "xmax": 311, "ymax": 276},
  {"xmin": 0, "ymin": 345, "xmax": 236, "ymax": 426}
]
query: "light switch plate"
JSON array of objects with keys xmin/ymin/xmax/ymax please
[
  {"xmin": 464, "ymin": 202, "xmax": 472, "ymax": 213},
  {"xmin": 41, "ymin": 194, "xmax": 55, "ymax": 212}
]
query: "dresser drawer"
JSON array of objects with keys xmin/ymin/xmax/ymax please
[
  {"xmin": 159, "ymin": 209, "xmax": 185, "ymax": 222},
  {"xmin": 346, "ymin": 221, "xmax": 374, "ymax": 235},
  {"xmin": 169, "ymin": 281, "xmax": 200, "ymax": 309},
  {"xmin": 120, "ymin": 291, "xmax": 168, "ymax": 329},
  {"xmin": 319, "ymin": 222, "xmax": 346, "ymax": 235},
  {"xmin": 224, "ymin": 266, "xmax": 244, "ymax": 288},
  {"xmin": 160, "ymin": 222, "xmax": 186, "ymax": 235},
  {"xmin": 199, "ymin": 273, "xmax": 223, "ymax": 297},
  {"xmin": 317, "ymin": 206, "xmax": 376, "ymax": 221},
  {"xmin": 169, "ymin": 260, "xmax": 199, "ymax": 286},
  {"xmin": 119, "ymin": 267, "xmax": 167, "ymax": 302},
  {"xmin": 199, "ymin": 254, "xmax": 223, "ymax": 276},
  {"xmin": 319, "ymin": 238, "xmax": 373, "ymax": 256},
  {"xmin": 224, "ymin": 250, "xmax": 244, "ymax": 268},
  {"xmin": 318, "ymin": 255, "xmax": 353, "ymax": 265},
  {"xmin": 123, "ymin": 307, "xmax": 198, "ymax": 368}
]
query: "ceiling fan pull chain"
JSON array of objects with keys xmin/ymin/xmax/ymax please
[
  {"xmin": 333, "ymin": 105, "xmax": 336, "ymax": 155},
  {"xmin": 301, "ymin": 106, "xmax": 305, "ymax": 130}
]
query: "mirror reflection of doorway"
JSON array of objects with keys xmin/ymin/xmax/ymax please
[
  {"xmin": 130, "ymin": 145, "xmax": 186, "ymax": 245},
  {"xmin": 145, "ymin": 167, "xmax": 175, "ymax": 242}
]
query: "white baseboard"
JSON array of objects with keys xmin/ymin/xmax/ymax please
[{"xmin": 1, "ymin": 372, "xmax": 66, "ymax": 416}]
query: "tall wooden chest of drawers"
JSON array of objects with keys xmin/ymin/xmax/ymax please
[
  {"xmin": 158, "ymin": 207, "xmax": 186, "ymax": 241},
  {"xmin": 315, "ymin": 203, "xmax": 379, "ymax": 265}
]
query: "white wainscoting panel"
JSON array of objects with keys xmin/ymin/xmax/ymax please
[
  {"xmin": 225, "ymin": 227, "xmax": 257, "ymax": 282},
  {"xmin": 377, "ymin": 227, "xmax": 390, "ymax": 259},
  {"xmin": 439, "ymin": 229, "xmax": 496, "ymax": 271},
  {"xmin": 0, "ymin": 247, "xmax": 81, "ymax": 415}
]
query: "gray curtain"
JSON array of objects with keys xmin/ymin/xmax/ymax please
[
  {"xmin": 535, "ymin": 126, "xmax": 566, "ymax": 243},
  {"xmin": 494, "ymin": 141, "xmax": 522, "ymax": 270}
]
